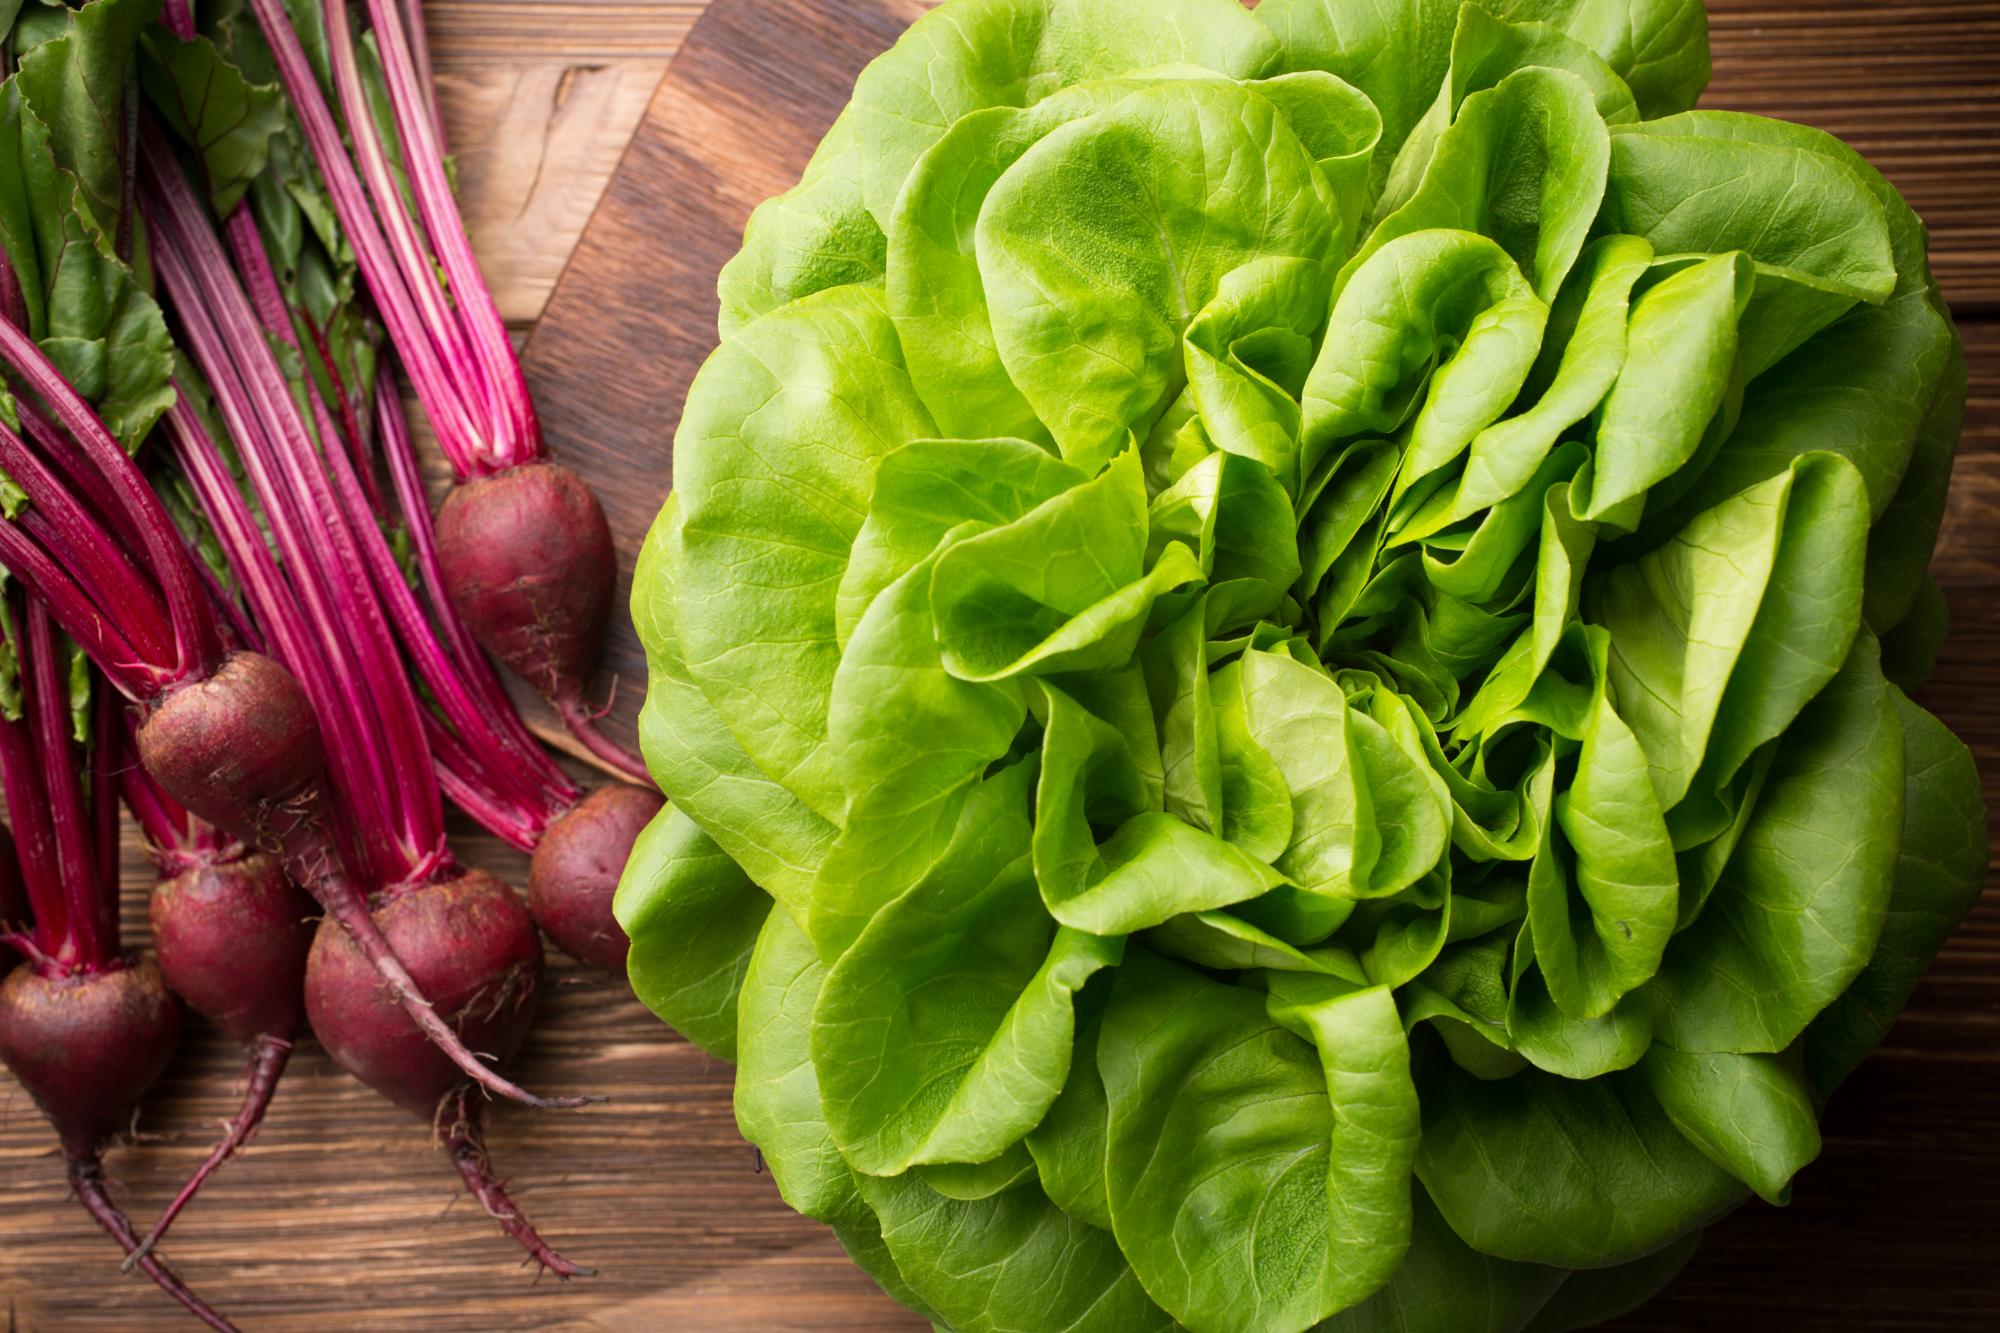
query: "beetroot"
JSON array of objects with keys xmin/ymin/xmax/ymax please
[
  {"xmin": 305, "ymin": 868, "xmax": 590, "ymax": 1274},
  {"xmin": 437, "ymin": 463, "xmax": 615, "ymax": 702},
  {"xmin": 137, "ymin": 652, "xmax": 326, "ymax": 850},
  {"xmin": 529, "ymin": 784, "xmax": 663, "ymax": 970},
  {"xmin": 0, "ymin": 961, "xmax": 236, "ymax": 1330},
  {"xmin": 437, "ymin": 463, "xmax": 647, "ymax": 782},
  {"xmin": 0, "ymin": 959, "xmax": 182, "ymax": 1159},
  {"xmin": 306, "ymin": 869, "xmax": 542, "ymax": 1112},
  {"xmin": 150, "ymin": 851, "xmax": 313, "ymax": 1043},
  {"xmin": 127, "ymin": 849, "xmax": 315, "ymax": 1266}
]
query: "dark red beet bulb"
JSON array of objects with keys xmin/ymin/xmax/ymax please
[{"xmin": 529, "ymin": 784, "xmax": 664, "ymax": 970}]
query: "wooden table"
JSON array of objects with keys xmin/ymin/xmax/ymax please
[{"xmin": 2, "ymin": 1, "xmax": 1997, "ymax": 1329}]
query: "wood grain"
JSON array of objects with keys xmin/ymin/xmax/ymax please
[
  {"xmin": 429, "ymin": 1, "xmax": 706, "ymax": 325},
  {"xmin": 0, "ymin": 1, "xmax": 1995, "ymax": 1329}
]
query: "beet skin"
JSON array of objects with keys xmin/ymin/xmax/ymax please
[
  {"xmin": 137, "ymin": 651, "xmax": 326, "ymax": 850},
  {"xmin": 304, "ymin": 869, "xmax": 544, "ymax": 1113},
  {"xmin": 150, "ymin": 852, "xmax": 314, "ymax": 1043},
  {"xmin": 0, "ymin": 959, "xmax": 181, "ymax": 1158},
  {"xmin": 436, "ymin": 462, "xmax": 616, "ymax": 703},
  {"xmin": 529, "ymin": 784, "xmax": 663, "ymax": 970}
]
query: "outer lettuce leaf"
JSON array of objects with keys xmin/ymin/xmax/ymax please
[
  {"xmin": 613, "ymin": 804, "xmax": 770, "ymax": 1059},
  {"xmin": 1101, "ymin": 949, "xmax": 1418, "ymax": 1333},
  {"xmin": 1522, "ymin": 1229, "xmax": 1702, "ymax": 1332},
  {"xmin": 733, "ymin": 909, "xmax": 862, "ymax": 1223},
  {"xmin": 858, "ymin": 1172, "xmax": 1176, "ymax": 1333},
  {"xmin": 674, "ymin": 283, "xmax": 938, "ymax": 820},
  {"xmin": 1323, "ymin": 1189, "xmax": 1565, "ymax": 1333},
  {"xmin": 846, "ymin": 0, "xmax": 1279, "ymax": 227},
  {"xmin": 1804, "ymin": 689, "xmax": 1989, "ymax": 1094},
  {"xmin": 1415, "ymin": 1060, "xmax": 1742, "ymax": 1268},
  {"xmin": 813, "ymin": 764, "xmax": 1120, "ymax": 1175},
  {"xmin": 718, "ymin": 110, "xmax": 886, "ymax": 337},
  {"xmin": 631, "ymin": 497, "xmax": 837, "ymax": 919},
  {"xmin": 1648, "ymin": 637, "xmax": 1904, "ymax": 1054}
]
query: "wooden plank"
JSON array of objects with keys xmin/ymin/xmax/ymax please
[
  {"xmin": 425, "ymin": 0, "xmax": 703, "ymax": 325},
  {"xmin": 424, "ymin": 0, "xmax": 702, "ymax": 63},
  {"xmin": 441, "ymin": 61, "xmax": 679, "ymax": 325}
]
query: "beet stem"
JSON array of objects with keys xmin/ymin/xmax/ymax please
[
  {"xmin": 0, "ymin": 523, "xmax": 156, "ymax": 698},
  {"xmin": 0, "ymin": 418, "xmax": 177, "ymax": 670},
  {"xmin": 26, "ymin": 602, "xmax": 112, "ymax": 968},
  {"xmin": 441, "ymin": 1086, "xmax": 595, "ymax": 1279},
  {"xmin": 362, "ymin": 0, "xmax": 535, "ymax": 465},
  {"xmin": 161, "ymin": 0, "xmax": 195, "ymax": 40},
  {"xmin": 124, "ymin": 1033, "xmax": 295, "ymax": 1271},
  {"xmin": 318, "ymin": 883, "xmax": 598, "ymax": 1110},
  {"xmin": 145, "ymin": 152, "xmax": 443, "ymax": 871},
  {"xmin": 69, "ymin": 1155, "xmax": 241, "ymax": 1333},
  {"xmin": 242, "ymin": 0, "xmax": 487, "ymax": 474},
  {"xmin": 555, "ymin": 695, "xmax": 652, "ymax": 786},
  {"xmin": 0, "ymin": 313, "xmax": 222, "ymax": 683}
]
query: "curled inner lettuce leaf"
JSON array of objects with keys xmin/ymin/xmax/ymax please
[{"xmin": 621, "ymin": 1, "xmax": 1983, "ymax": 1329}]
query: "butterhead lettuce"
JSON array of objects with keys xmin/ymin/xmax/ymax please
[{"xmin": 617, "ymin": 2, "xmax": 1985, "ymax": 1329}]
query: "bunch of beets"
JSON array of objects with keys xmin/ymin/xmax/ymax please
[{"xmin": 0, "ymin": 2, "xmax": 658, "ymax": 1325}]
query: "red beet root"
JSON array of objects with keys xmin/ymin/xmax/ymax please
[
  {"xmin": 436, "ymin": 464, "xmax": 613, "ymax": 701},
  {"xmin": 137, "ymin": 652, "xmax": 326, "ymax": 852},
  {"xmin": 528, "ymin": 784, "xmax": 663, "ymax": 971},
  {"xmin": 0, "ymin": 959, "xmax": 181, "ymax": 1158},
  {"xmin": 0, "ymin": 960, "xmax": 237, "ymax": 1331},
  {"xmin": 128, "ymin": 852, "xmax": 315, "ymax": 1267},
  {"xmin": 305, "ymin": 868, "xmax": 589, "ymax": 1275},
  {"xmin": 436, "ymin": 463, "xmax": 646, "ymax": 782},
  {"xmin": 307, "ymin": 869, "xmax": 543, "ymax": 1111},
  {"xmin": 151, "ymin": 852, "xmax": 314, "ymax": 1043}
]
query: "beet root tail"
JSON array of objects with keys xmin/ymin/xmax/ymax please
[
  {"xmin": 441, "ymin": 1085, "xmax": 595, "ymax": 1279},
  {"xmin": 70, "ymin": 1155, "xmax": 241, "ymax": 1333},
  {"xmin": 319, "ymin": 878, "xmax": 597, "ymax": 1110},
  {"xmin": 125, "ymin": 1033, "xmax": 295, "ymax": 1272},
  {"xmin": 555, "ymin": 693, "xmax": 652, "ymax": 786}
]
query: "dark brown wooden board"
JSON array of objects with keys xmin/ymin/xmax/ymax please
[{"xmin": 0, "ymin": 2, "xmax": 1994, "ymax": 1329}]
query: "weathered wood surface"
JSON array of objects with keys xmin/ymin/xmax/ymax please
[{"xmin": 1, "ymin": 1, "xmax": 1996, "ymax": 1329}]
